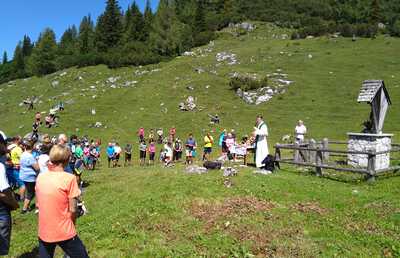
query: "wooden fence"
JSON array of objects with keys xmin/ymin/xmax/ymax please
[{"xmin": 274, "ymin": 139, "xmax": 400, "ymax": 181}]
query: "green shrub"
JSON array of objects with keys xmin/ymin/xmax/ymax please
[{"xmin": 229, "ymin": 75, "xmax": 268, "ymax": 91}]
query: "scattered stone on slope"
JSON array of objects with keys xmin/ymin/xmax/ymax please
[
  {"xmin": 51, "ymin": 81, "xmax": 59, "ymax": 87},
  {"xmin": 179, "ymin": 96, "xmax": 197, "ymax": 111},
  {"xmin": 185, "ymin": 165, "xmax": 208, "ymax": 174},
  {"xmin": 229, "ymin": 22, "xmax": 255, "ymax": 32},
  {"xmin": 216, "ymin": 52, "xmax": 238, "ymax": 65},
  {"xmin": 195, "ymin": 67, "xmax": 205, "ymax": 74},
  {"xmin": 234, "ymin": 71, "xmax": 294, "ymax": 105}
]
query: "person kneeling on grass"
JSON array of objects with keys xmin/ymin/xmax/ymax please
[{"xmin": 35, "ymin": 145, "xmax": 89, "ymax": 258}]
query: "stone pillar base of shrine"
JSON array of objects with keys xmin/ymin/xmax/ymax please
[{"xmin": 347, "ymin": 133, "xmax": 392, "ymax": 170}]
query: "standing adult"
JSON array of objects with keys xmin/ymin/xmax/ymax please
[
  {"xmin": 294, "ymin": 120, "xmax": 307, "ymax": 143},
  {"xmin": 202, "ymin": 132, "xmax": 214, "ymax": 161},
  {"xmin": 253, "ymin": 115, "xmax": 269, "ymax": 168},
  {"xmin": 19, "ymin": 140, "xmax": 40, "ymax": 214},
  {"xmin": 10, "ymin": 136, "xmax": 25, "ymax": 201},
  {"xmin": 35, "ymin": 145, "xmax": 89, "ymax": 257},
  {"xmin": 169, "ymin": 127, "xmax": 176, "ymax": 142},
  {"xmin": 173, "ymin": 138, "xmax": 183, "ymax": 162},
  {"xmin": 185, "ymin": 134, "xmax": 197, "ymax": 165},
  {"xmin": 106, "ymin": 143, "xmax": 115, "ymax": 168},
  {"xmin": 114, "ymin": 143, "xmax": 122, "ymax": 167},
  {"xmin": 0, "ymin": 131, "xmax": 19, "ymax": 256}
]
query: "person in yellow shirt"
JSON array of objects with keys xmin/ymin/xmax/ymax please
[
  {"xmin": 10, "ymin": 136, "xmax": 25, "ymax": 200},
  {"xmin": 203, "ymin": 132, "xmax": 214, "ymax": 161}
]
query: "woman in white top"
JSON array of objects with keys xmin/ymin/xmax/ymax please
[{"xmin": 294, "ymin": 120, "xmax": 307, "ymax": 143}]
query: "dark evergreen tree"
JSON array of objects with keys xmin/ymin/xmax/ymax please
[
  {"xmin": 12, "ymin": 43, "xmax": 25, "ymax": 76},
  {"xmin": 95, "ymin": 0, "xmax": 123, "ymax": 52},
  {"xmin": 124, "ymin": 1, "xmax": 145, "ymax": 42},
  {"xmin": 370, "ymin": 0, "xmax": 381, "ymax": 24},
  {"xmin": 143, "ymin": 0, "xmax": 153, "ymax": 41},
  {"xmin": 27, "ymin": 28, "xmax": 58, "ymax": 76},
  {"xmin": 150, "ymin": 0, "xmax": 187, "ymax": 56},
  {"xmin": 194, "ymin": 0, "xmax": 207, "ymax": 33},
  {"xmin": 78, "ymin": 15, "xmax": 95, "ymax": 54},
  {"xmin": 2, "ymin": 51, "xmax": 7, "ymax": 64},
  {"xmin": 22, "ymin": 35, "xmax": 33, "ymax": 57},
  {"xmin": 59, "ymin": 26, "xmax": 78, "ymax": 55}
]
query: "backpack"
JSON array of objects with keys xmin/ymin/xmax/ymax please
[
  {"xmin": 261, "ymin": 155, "xmax": 279, "ymax": 172},
  {"xmin": 203, "ymin": 161, "xmax": 222, "ymax": 170}
]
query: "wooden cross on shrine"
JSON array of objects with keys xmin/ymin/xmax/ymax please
[{"xmin": 357, "ymin": 80, "xmax": 392, "ymax": 134}]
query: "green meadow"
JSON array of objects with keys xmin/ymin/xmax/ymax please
[{"xmin": 1, "ymin": 23, "xmax": 399, "ymax": 257}]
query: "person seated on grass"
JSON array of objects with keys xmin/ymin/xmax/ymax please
[
  {"xmin": 35, "ymin": 144, "xmax": 89, "ymax": 258},
  {"xmin": 139, "ymin": 140, "xmax": 147, "ymax": 166},
  {"xmin": 0, "ymin": 130, "xmax": 19, "ymax": 257},
  {"xmin": 106, "ymin": 143, "xmax": 115, "ymax": 168},
  {"xmin": 124, "ymin": 143, "xmax": 132, "ymax": 167},
  {"xmin": 148, "ymin": 140, "xmax": 156, "ymax": 166}
]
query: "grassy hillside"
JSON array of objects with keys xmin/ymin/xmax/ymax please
[
  {"xmin": 2, "ymin": 22, "xmax": 400, "ymax": 257},
  {"xmin": 1, "ymin": 22, "xmax": 399, "ymax": 144}
]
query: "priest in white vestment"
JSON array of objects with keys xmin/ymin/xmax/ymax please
[{"xmin": 253, "ymin": 115, "xmax": 269, "ymax": 168}]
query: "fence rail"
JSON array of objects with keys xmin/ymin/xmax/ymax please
[{"xmin": 274, "ymin": 139, "xmax": 400, "ymax": 181}]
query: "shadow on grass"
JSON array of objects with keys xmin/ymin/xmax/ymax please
[{"xmin": 17, "ymin": 247, "xmax": 38, "ymax": 258}]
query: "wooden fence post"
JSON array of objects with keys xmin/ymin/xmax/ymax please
[
  {"xmin": 366, "ymin": 153, "xmax": 376, "ymax": 182},
  {"xmin": 322, "ymin": 138, "xmax": 329, "ymax": 162},
  {"xmin": 294, "ymin": 142, "xmax": 300, "ymax": 163},
  {"xmin": 275, "ymin": 145, "xmax": 281, "ymax": 161},
  {"xmin": 309, "ymin": 139, "xmax": 316, "ymax": 164},
  {"xmin": 315, "ymin": 147, "xmax": 323, "ymax": 176}
]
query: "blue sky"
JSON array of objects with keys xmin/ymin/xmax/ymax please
[{"xmin": 0, "ymin": 0, "xmax": 159, "ymax": 61}]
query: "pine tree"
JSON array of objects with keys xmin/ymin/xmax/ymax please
[
  {"xmin": 2, "ymin": 51, "xmax": 7, "ymax": 64},
  {"xmin": 370, "ymin": 0, "xmax": 381, "ymax": 24},
  {"xmin": 78, "ymin": 15, "xmax": 95, "ymax": 54},
  {"xmin": 22, "ymin": 35, "xmax": 33, "ymax": 57},
  {"xmin": 27, "ymin": 28, "xmax": 58, "ymax": 76},
  {"xmin": 124, "ymin": 1, "xmax": 145, "ymax": 42},
  {"xmin": 194, "ymin": 0, "xmax": 207, "ymax": 33},
  {"xmin": 59, "ymin": 26, "xmax": 78, "ymax": 55},
  {"xmin": 13, "ymin": 43, "xmax": 25, "ymax": 76},
  {"xmin": 95, "ymin": 0, "xmax": 123, "ymax": 52},
  {"xmin": 143, "ymin": 0, "xmax": 153, "ymax": 41},
  {"xmin": 150, "ymin": 0, "xmax": 187, "ymax": 56}
]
